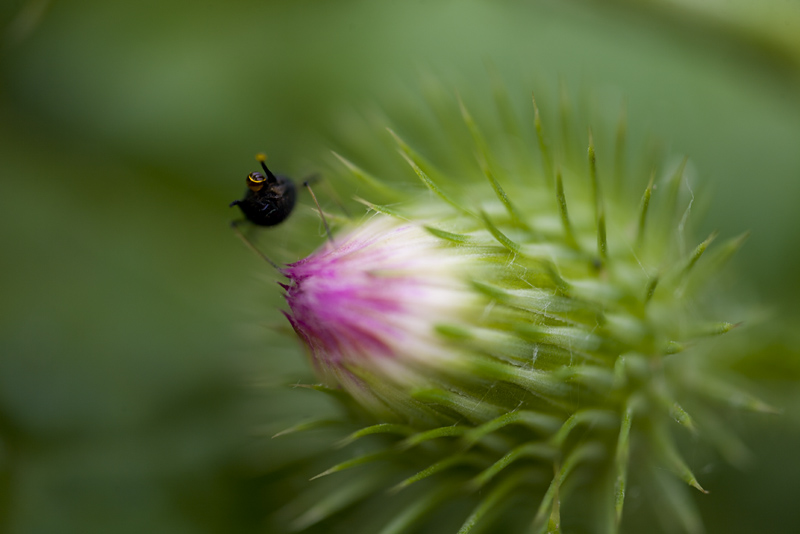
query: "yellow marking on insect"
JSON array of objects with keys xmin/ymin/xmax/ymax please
[{"xmin": 247, "ymin": 172, "xmax": 266, "ymax": 191}]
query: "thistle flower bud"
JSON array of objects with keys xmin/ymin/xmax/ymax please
[
  {"xmin": 253, "ymin": 84, "xmax": 770, "ymax": 534},
  {"xmin": 282, "ymin": 217, "xmax": 482, "ymax": 400}
]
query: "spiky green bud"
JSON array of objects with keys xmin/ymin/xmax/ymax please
[{"xmin": 252, "ymin": 83, "xmax": 769, "ymax": 534}]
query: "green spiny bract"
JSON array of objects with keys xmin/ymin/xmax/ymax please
[{"xmin": 265, "ymin": 82, "xmax": 768, "ymax": 534}]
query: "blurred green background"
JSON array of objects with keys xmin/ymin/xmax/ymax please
[{"xmin": 2, "ymin": 1, "xmax": 800, "ymax": 532}]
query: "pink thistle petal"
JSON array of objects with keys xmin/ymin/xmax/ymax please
[{"xmin": 281, "ymin": 217, "xmax": 477, "ymax": 387}]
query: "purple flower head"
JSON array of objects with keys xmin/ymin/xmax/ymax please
[{"xmin": 281, "ymin": 216, "xmax": 478, "ymax": 391}]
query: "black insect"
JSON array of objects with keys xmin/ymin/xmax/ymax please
[{"xmin": 230, "ymin": 155, "xmax": 296, "ymax": 226}]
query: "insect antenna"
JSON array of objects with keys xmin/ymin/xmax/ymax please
[
  {"xmin": 304, "ymin": 179, "xmax": 335, "ymax": 245},
  {"xmin": 256, "ymin": 153, "xmax": 278, "ymax": 183},
  {"xmin": 230, "ymin": 220, "xmax": 283, "ymax": 272}
]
